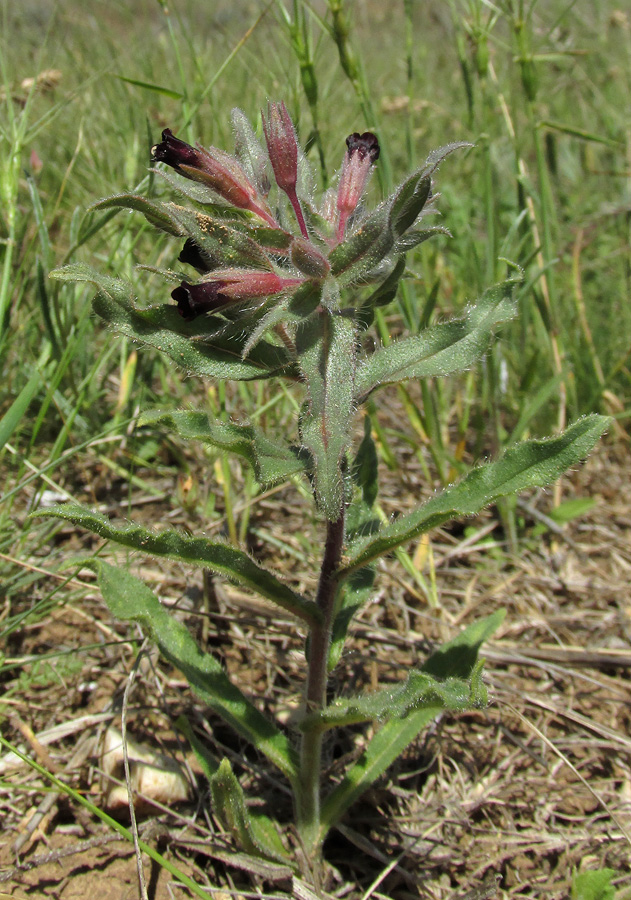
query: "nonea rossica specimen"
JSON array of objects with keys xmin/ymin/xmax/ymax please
[{"xmin": 46, "ymin": 102, "xmax": 608, "ymax": 890}]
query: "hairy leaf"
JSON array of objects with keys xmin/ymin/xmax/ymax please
[
  {"xmin": 394, "ymin": 225, "xmax": 451, "ymax": 253},
  {"xmin": 300, "ymin": 664, "xmax": 486, "ymax": 733},
  {"xmin": 356, "ymin": 256, "xmax": 407, "ymax": 312},
  {"xmin": 388, "ymin": 172, "xmax": 432, "ymax": 238},
  {"xmin": 355, "ymin": 279, "xmax": 517, "ymax": 399},
  {"xmin": 242, "ymin": 280, "xmax": 322, "ymax": 357},
  {"xmin": 50, "ymin": 263, "xmax": 291, "ymax": 380},
  {"xmin": 210, "ymin": 759, "xmax": 290, "ymax": 863},
  {"xmin": 339, "ymin": 415, "xmax": 610, "ymax": 575},
  {"xmin": 296, "ymin": 310, "xmax": 356, "ymax": 519},
  {"xmin": 94, "ymin": 292, "xmax": 291, "ymax": 380},
  {"xmin": 328, "ymin": 205, "xmax": 392, "ymax": 286},
  {"xmin": 319, "ymin": 611, "xmax": 503, "ymax": 834},
  {"xmin": 168, "ymin": 205, "xmax": 273, "ymax": 271},
  {"xmin": 36, "ymin": 504, "xmax": 320, "ymax": 624},
  {"xmin": 140, "ymin": 409, "xmax": 308, "ymax": 486},
  {"xmin": 92, "ymin": 560, "xmax": 299, "ymax": 780},
  {"xmin": 328, "ymin": 567, "xmax": 376, "ymax": 670},
  {"xmin": 90, "ymin": 195, "xmax": 186, "ymax": 236}
]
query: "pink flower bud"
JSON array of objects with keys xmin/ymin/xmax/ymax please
[
  {"xmin": 262, "ymin": 102, "xmax": 299, "ymax": 195},
  {"xmin": 262, "ymin": 102, "xmax": 309, "ymax": 239},
  {"xmin": 336, "ymin": 132, "xmax": 380, "ymax": 240},
  {"xmin": 172, "ymin": 269, "xmax": 304, "ymax": 319}
]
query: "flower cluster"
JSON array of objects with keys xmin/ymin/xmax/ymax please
[{"xmin": 151, "ymin": 102, "xmax": 382, "ymax": 320}]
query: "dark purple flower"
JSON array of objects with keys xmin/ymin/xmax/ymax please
[
  {"xmin": 172, "ymin": 280, "xmax": 229, "ymax": 320},
  {"xmin": 178, "ymin": 238, "xmax": 212, "ymax": 274},
  {"xmin": 345, "ymin": 132, "xmax": 380, "ymax": 163},
  {"xmin": 152, "ymin": 129, "xmax": 277, "ymax": 226}
]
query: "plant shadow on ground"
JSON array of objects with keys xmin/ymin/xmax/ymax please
[{"xmin": 1, "ymin": 402, "xmax": 630, "ymax": 898}]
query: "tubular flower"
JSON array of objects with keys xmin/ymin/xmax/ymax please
[
  {"xmin": 172, "ymin": 269, "xmax": 304, "ymax": 320},
  {"xmin": 262, "ymin": 102, "xmax": 309, "ymax": 239},
  {"xmin": 336, "ymin": 132, "xmax": 380, "ymax": 240},
  {"xmin": 152, "ymin": 129, "xmax": 277, "ymax": 226}
]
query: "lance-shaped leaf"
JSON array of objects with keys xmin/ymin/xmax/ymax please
[
  {"xmin": 300, "ymin": 664, "xmax": 486, "ymax": 734},
  {"xmin": 90, "ymin": 560, "xmax": 298, "ymax": 781},
  {"xmin": 355, "ymin": 279, "xmax": 517, "ymax": 400},
  {"xmin": 50, "ymin": 263, "xmax": 291, "ymax": 380},
  {"xmin": 339, "ymin": 415, "xmax": 610, "ymax": 576},
  {"xmin": 319, "ymin": 610, "xmax": 504, "ymax": 835},
  {"xmin": 394, "ymin": 225, "xmax": 451, "ymax": 253},
  {"xmin": 328, "ymin": 419, "xmax": 380, "ymax": 668},
  {"xmin": 94, "ymin": 292, "xmax": 291, "ymax": 380},
  {"xmin": 139, "ymin": 409, "xmax": 309, "ymax": 487},
  {"xmin": 91, "ymin": 194, "xmax": 187, "ymax": 237},
  {"xmin": 328, "ymin": 567, "xmax": 376, "ymax": 671},
  {"xmin": 388, "ymin": 172, "xmax": 432, "ymax": 238},
  {"xmin": 296, "ymin": 310, "xmax": 356, "ymax": 520},
  {"xmin": 50, "ymin": 262, "xmax": 135, "ymax": 303},
  {"xmin": 356, "ymin": 256, "xmax": 406, "ymax": 313},
  {"xmin": 210, "ymin": 759, "xmax": 291, "ymax": 863},
  {"xmin": 36, "ymin": 504, "xmax": 320, "ymax": 625}
]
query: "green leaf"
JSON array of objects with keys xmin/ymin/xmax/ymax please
[
  {"xmin": 92, "ymin": 291, "xmax": 291, "ymax": 381},
  {"xmin": 355, "ymin": 279, "xmax": 517, "ymax": 400},
  {"xmin": 0, "ymin": 368, "xmax": 41, "ymax": 451},
  {"xmin": 356, "ymin": 256, "xmax": 406, "ymax": 313},
  {"xmin": 35, "ymin": 504, "xmax": 320, "ymax": 625},
  {"xmin": 548, "ymin": 497, "xmax": 596, "ymax": 524},
  {"xmin": 328, "ymin": 566, "xmax": 375, "ymax": 671},
  {"xmin": 91, "ymin": 560, "xmax": 299, "ymax": 780},
  {"xmin": 422, "ymin": 609, "xmax": 506, "ymax": 679},
  {"xmin": 394, "ymin": 225, "xmax": 451, "ymax": 253},
  {"xmin": 352, "ymin": 416, "xmax": 379, "ymax": 509},
  {"xmin": 339, "ymin": 416, "xmax": 610, "ymax": 575},
  {"xmin": 210, "ymin": 759, "xmax": 290, "ymax": 863},
  {"xmin": 571, "ymin": 868, "xmax": 616, "ymax": 900},
  {"xmin": 296, "ymin": 310, "xmax": 356, "ymax": 519},
  {"xmin": 174, "ymin": 716, "xmax": 219, "ymax": 781},
  {"xmin": 139, "ymin": 409, "xmax": 308, "ymax": 487},
  {"xmin": 320, "ymin": 612, "xmax": 503, "ymax": 835},
  {"xmin": 242, "ymin": 281, "xmax": 322, "ymax": 357},
  {"xmin": 300, "ymin": 664, "xmax": 486, "ymax": 733},
  {"xmin": 90, "ymin": 195, "xmax": 186, "ymax": 236},
  {"xmin": 388, "ymin": 172, "xmax": 432, "ymax": 238},
  {"xmin": 50, "ymin": 262, "xmax": 135, "ymax": 303}
]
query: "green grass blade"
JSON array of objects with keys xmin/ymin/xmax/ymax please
[
  {"xmin": 0, "ymin": 369, "xmax": 42, "ymax": 451},
  {"xmin": 113, "ymin": 74, "xmax": 184, "ymax": 99},
  {"xmin": 0, "ymin": 735, "xmax": 211, "ymax": 899}
]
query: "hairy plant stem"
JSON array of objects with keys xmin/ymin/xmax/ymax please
[{"xmin": 296, "ymin": 505, "xmax": 345, "ymax": 869}]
